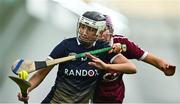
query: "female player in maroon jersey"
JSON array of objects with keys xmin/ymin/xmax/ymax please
[{"xmin": 91, "ymin": 15, "xmax": 176, "ymax": 103}]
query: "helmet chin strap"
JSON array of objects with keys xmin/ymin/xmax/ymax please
[{"xmin": 78, "ymin": 36, "xmax": 96, "ymax": 48}]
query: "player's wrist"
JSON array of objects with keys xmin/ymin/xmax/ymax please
[{"xmin": 104, "ymin": 64, "xmax": 110, "ymax": 70}]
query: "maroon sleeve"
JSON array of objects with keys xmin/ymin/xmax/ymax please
[{"xmin": 113, "ymin": 35, "xmax": 146, "ymax": 60}]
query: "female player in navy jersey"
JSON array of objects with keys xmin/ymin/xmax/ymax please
[
  {"xmin": 17, "ymin": 11, "xmax": 137, "ymax": 103},
  {"xmin": 92, "ymin": 15, "xmax": 176, "ymax": 103}
]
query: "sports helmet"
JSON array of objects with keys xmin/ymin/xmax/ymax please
[
  {"xmin": 104, "ymin": 15, "xmax": 114, "ymax": 34},
  {"xmin": 77, "ymin": 11, "xmax": 106, "ymax": 47}
]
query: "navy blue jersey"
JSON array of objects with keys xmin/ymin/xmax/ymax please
[{"xmin": 42, "ymin": 37, "xmax": 116, "ymax": 103}]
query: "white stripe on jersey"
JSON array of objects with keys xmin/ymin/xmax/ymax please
[
  {"xmin": 139, "ymin": 51, "xmax": 148, "ymax": 60},
  {"xmin": 110, "ymin": 53, "xmax": 122, "ymax": 64}
]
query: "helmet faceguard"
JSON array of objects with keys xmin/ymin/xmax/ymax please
[
  {"xmin": 77, "ymin": 11, "xmax": 106, "ymax": 47},
  {"xmin": 78, "ymin": 16, "xmax": 106, "ymax": 36}
]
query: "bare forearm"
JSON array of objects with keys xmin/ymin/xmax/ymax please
[
  {"xmin": 105, "ymin": 63, "xmax": 136, "ymax": 74},
  {"xmin": 28, "ymin": 66, "xmax": 53, "ymax": 93},
  {"xmin": 106, "ymin": 54, "xmax": 136, "ymax": 74},
  {"xmin": 86, "ymin": 53, "xmax": 137, "ymax": 74},
  {"xmin": 143, "ymin": 53, "xmax": 164, "ymax": 71},
  {"xmin": 142, "ymin": 53, "xmax": 176, "ymax": 76}
]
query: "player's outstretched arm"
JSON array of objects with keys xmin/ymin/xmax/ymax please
[
  {"xmin": 17, "ymin": 59, "xmax": 54, "ymax": 103},
  {"xmin": 142, "ymin": 53, "xmax": 176, "ymax": 76},
  {"xmin": 86, "ymin": 53, "xmax": 136, "ymax": 74},
  {"xmin": 28, "ymin": 65, "xmax": 54, "ymax": 92}
]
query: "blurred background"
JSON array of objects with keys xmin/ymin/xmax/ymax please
[{"xmin": 0, "ymin": 0, "xmax": 179, "ymax": 103}]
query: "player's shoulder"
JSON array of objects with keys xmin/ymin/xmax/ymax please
[
  {"xmin": 113, "ymin": 34, "xmax": 129, "ymax": 43},
  {"xmin": 60, "ymin": 37, "xmax": 77, "ymax": 44},
  {"xmin": 54, "ymin": 37, "xmax": 77, "ymax": 49},
  {"xmin": 63, "ymin": 37, "xmax": 76, "ymax": 42}
]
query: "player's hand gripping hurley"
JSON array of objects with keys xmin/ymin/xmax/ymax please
[{"xmin": 9, "ymin": 76, "xmax": 31, "ymax": 104}]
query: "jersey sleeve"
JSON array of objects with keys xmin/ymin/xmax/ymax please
[
  {"xmin": 113, "ymin": 35, "xmax": 148, "ymax": 60},
  {"xmin": 48, "ymin": 40, "xmax": 67, "ymax": 59}
]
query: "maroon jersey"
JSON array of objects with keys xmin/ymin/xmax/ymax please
[{"xmin": 93, "ymin": 35, "xmax": 148, "ymax": 103}]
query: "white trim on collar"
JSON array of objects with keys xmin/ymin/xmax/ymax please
[
  {"xmin": 109, "ymin": 37, "xmax": 114, "ymax": 46},
  {"xmin": 92, "ymin": 41, "xmax": 96, "ymax": 46},
  {"xmin": 76, "ymin": 38, "xmax": 81, "ymax": 45}
]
